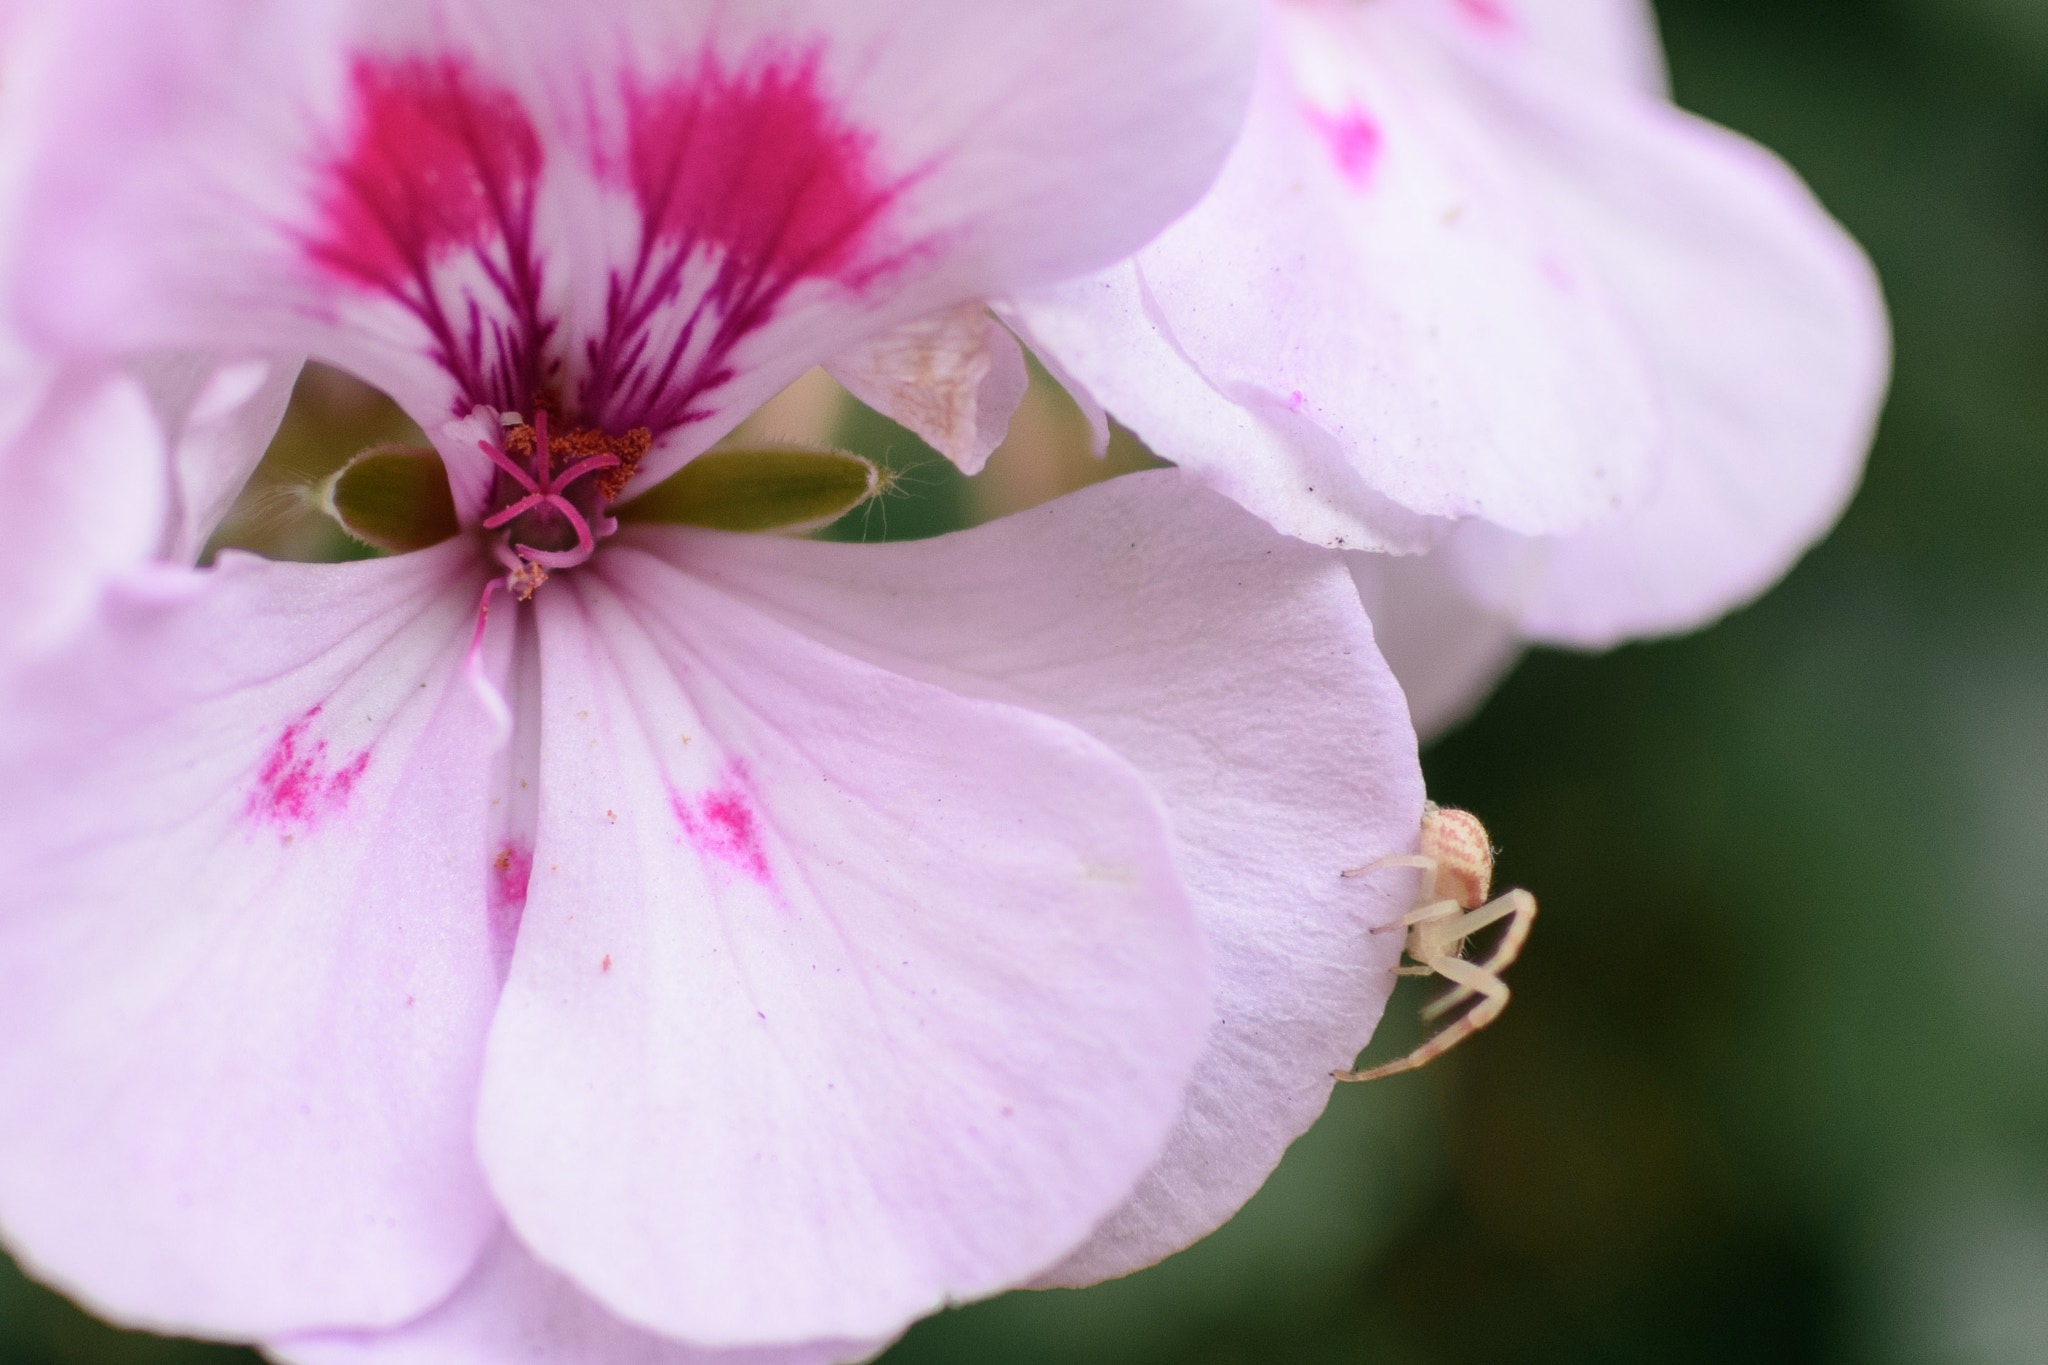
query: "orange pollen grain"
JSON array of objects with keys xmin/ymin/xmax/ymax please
[
  {"xmin": 552, "ymin": 424, "xmax": 651, "ymax": 501},
  {"xmin": 508, "ymin": 560, "xmax": 548, "ymax": 601},
  {"xmin": 504, "ymin": 414, "xmax": 650, "ymax": 502},
  {"xmin": 502, "ymin": 422, "xmax": 537, "ymax": 464}
]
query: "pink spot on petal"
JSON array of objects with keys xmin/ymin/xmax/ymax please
[
  {"xmin": 1453, "ymin": 0, "xmax": 1517, "ymax": 31},
  {"xmin": 488, "ymin": 840, "xmax": 532, "ymax": 961},
  {"xmin": 669, "ymin": 761, "xmax": 773, "ymax": 886},
  {"xmin": 1538, "ymin": 253, "xmax": 1577, "ymax": 293},
  {"xmin": 246, "ymin": 706, "xmax": 372, "ymax": 837},
  {"xmin": 1302, "ymin": 101, "xmax": 1383, "ymax": 191}
]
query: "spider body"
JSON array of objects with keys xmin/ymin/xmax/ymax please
[{"xmin": 1335, "ymin": 802, "xmax": 1536, "ymax": 1082}]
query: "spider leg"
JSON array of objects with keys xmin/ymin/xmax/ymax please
[
  {"xmin": 1470, "ymin": 890, "xmax": 1537, "ymax": 974},
  {"xmin": 1374, "ymin": 894, "xmax": 1464, "ymax": 935},
  {"xmin": 1423, "ymin": 890, "xmax": 1536, "ymax": 1015},
  {"xmin": 1342, "ymin": 853, "xmax": 1434, "ymax": 879},
  {"xmin": 1345, "ymin": 852, "xmax": 1442, "ymax": 917},
  {"xmin": 1334, "ymin": 954, "xmax": 1512, "ymax": 1082}
]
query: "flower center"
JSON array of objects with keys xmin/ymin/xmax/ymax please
[{"xmin": 479, "ymin": 407, "xmax": 651, "ymax": 599}]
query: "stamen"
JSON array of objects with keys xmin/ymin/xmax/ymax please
[
  {"xmin": 479, "ymin": 437, "xmax": 542, "ymax": 495},
  {"xmin": 547, "ymin": 421, "xmax": 651, "ymax": 499},
  {"xmin": 529, "ymin": 410, "xmax": 551, "ymax": 484},
  {"xmin": 550, "ymin": 452, "xmax": 624, "ymax": 488},
  {"xmin": 481, "ymin": 491, "xmax": 546, "ymax": 529}
]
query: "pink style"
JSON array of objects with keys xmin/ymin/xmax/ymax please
[{"xmin": 0, "ymin": 4, "xmax": 1429, "ymax": 1365}]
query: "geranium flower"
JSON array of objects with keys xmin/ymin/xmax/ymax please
[
  {"xmin": 1005, "ymin": 0, "xmax": 1891, "ymax": 735},
  {"xmin": 0, "ymin": 1, "xmax": 1428, "ymax": 1361}
]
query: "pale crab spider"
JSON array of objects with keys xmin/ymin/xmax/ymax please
[{"xmin": 1335, "ymin": 802, "xmax": 1537, "ymax": 1082}]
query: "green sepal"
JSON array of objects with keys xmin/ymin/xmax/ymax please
[
  {"xmin": 319, "ymin": 445, "xmax": 461, "ymax": 554},
  {"xmin": 616, "ymin": 446, "xmax": 881, "ymax": 534}
]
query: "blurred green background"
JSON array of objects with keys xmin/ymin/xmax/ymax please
[{"xmin": 7, "ymin": 0, "xmax": 2047, "ymax": 1360}]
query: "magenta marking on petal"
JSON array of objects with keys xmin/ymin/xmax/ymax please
[
  {"xmin": 306, "ymin": 56, "xmax": 555, "ymax": 415},
  {"xmin": 668, "ymin": 762, "xmax": 773, "ymax": 886},
  {"xmin": 304, "ymin": 46, "xmax": 924, "ymax": 450},
  {"xmin": 1302, "ymin": 101, "xmax": 1384, "ymax": 191},
  {"xmin": 488, "ymin": 840, "xmax": 533, "ymax": 960},
  {"xmin": 626, "ymin": 50, "xmax": 902, "ymax": 289},
  {"xmin": 580, "ymin": 47, "xmax": 917, "ymax": 435},
  {"xmin": 245, "ymin": 705, "xmax": 372, "ymax": 837}
]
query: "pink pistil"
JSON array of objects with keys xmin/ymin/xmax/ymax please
[
  {"xmin": 477, "ymin": 409, "xmax": 621, "ymax": 583},
  {"xmin": 515, "ymin": 509, "xmax": 598, "ymax": 570}
]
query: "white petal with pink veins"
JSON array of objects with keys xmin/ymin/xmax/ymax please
[
  {"xmin": 0, "ymin": 540, "xmax": 509, "ymax": 1338},
  {"xmin": 476, "ymin": 544, "xmax": 1211, "ymax": 1344},
  {"xmin": 671, "ymin": 470, "xmax": 1426, "ymax": 1286},
  {"xmin": 1024, "ymin": 0, "xmax": 1884, "ymax": 660},
  {"xmin": 1014, "ymin": 6, "xmax": 1664, "ymax": 542},
  {"xmin": 272, "ymin": 1228, "xmax": 889, "ymax": 1365},
  {"xmin": 13, "ymin": 0, "xmax": 1255, "ymax": 493},
  {"xmin": 1397, "ymin": 0, "xmax": 1668, "ymax": 94},
  {"xmin": 1003, "ymin": 267, "xmax": 1437, "ymax": 553},
  {"xmin": 1412, "ymin": 34, "xmax": 1890, "ymax": 645},
  {"xmin": 825, "ymin": 304, "xmax": 1027, "ymax": 475}
]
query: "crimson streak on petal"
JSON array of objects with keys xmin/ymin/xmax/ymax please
[
  {"xmin": 306, "ymin": 45, "xmax": 913, "ymax": 443},
  {"xmin": 583, "ymin": 48, "xmax": 911, "ymax": 435},
  {"xmin": 308, "ymin": 55, "xmax": 551, "ymax": 417}
]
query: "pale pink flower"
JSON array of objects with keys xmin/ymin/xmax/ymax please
[
  {"xmin": 0, "ymin": 2, "xmax": 1427, "ymax": 1362},
  {"xmin": 1006, "ymin": 0, "xmax": 1892, "ymax": 734}
]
